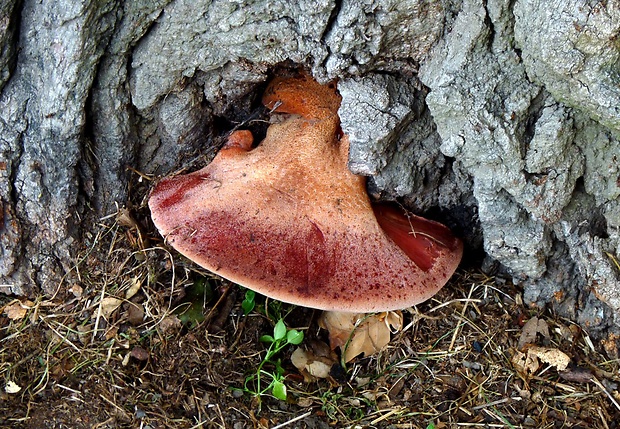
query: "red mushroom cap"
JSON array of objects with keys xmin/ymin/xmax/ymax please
[{"xmin": 148, "ymin": 73, "xmax": 463, "ymax": 312}]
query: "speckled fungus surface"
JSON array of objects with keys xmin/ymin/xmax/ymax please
[{"xmin": 148, "ymin": 72, "xmax": 463, "ymax": 313}]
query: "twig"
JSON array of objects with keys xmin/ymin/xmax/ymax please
[
  {"xmin": 449, "ymin": 283, "xmax": 476, "ymax": 351},
  {"xmin": 370, "ymin": 407, "xmax": 405, "ymax": 425},
  {"xmin": 271, "ymin": 411, "xmax": 312, "ymax": 429},
  {"xmin": 471, "ymin": 397, "xmax": 517, "ymax": 410},
  {"xmin": 206, "ymin": 284, "xmax": 236, "ymax": 333},
  {"xmin": 592, "ymin": 376, "xmax": 620, "ymax": 412},
  {"xmin": 427, "ymin": 298, "xmax": 483, "ymax": 313},
  {"xmin": 91, "ymin": 285, "xmax": 106, "ymax": 345},
  {"xmin": 99, "ymin": 393, "xmax": 131, "ymax": 421},
  {"xmin": 598, "ymin": 406, "xmax": 611, "ymax": 429}
]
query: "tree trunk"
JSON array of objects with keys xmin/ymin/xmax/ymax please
[{"xmin": 1, "ymin": 0, "xmax": 619, "ymax": 343}]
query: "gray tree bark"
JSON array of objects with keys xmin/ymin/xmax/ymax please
[{"xmin": 1, "ymin": 0, "xmax": 619, "ymax": 344}]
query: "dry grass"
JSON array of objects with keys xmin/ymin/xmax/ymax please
[{"xmin": 1, "ymin": 208, "xmax": 620, "ymax": 429}]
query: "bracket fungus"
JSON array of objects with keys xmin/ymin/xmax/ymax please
[{"xmin": 149, "ymin": 72, "xmax": 463, "ymax": 313}]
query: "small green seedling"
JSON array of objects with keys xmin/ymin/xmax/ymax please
[
  {"xmin": 241, "ymin": 290, "xmax": 256, "ymax": 315},
  {"xmin": 242, "ymin": 318, "xmax": 304, "ymax": 401}
]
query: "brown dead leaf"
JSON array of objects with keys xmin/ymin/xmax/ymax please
[
  {"xmin": 69, "ymin": 284, "xmax": 83, "ymax": 298},
  {"xmin": 291, "ymin": 340, "xmax": 337, "ymax": 381},
  {"xmin": 116, "ymin": 207, "xmax": 138, "ymax": 229},
  {"xmin": 513, "ymin": 346, "xmax": 571, "ymax": 375},
  {"xmin": 518, "ymin": 316, "xmax": 550, "ymax": 349},
  {"xmin": 159, "ymin": 316, "xmax": 182, "ymax": 334},
  {"xmin": 297, "ymin": 397, "xmax": 314, "ymax": 407},
  {"xmin": 319, "ymin": 311, "xmax": 403, "ymax": 362},
  {"xmin": 131, "ymin": 346, "xmax": 149, "ymax": 361},
  {"xmin": 100, "ymin": 297, "xmax": 123, "ymax": 319},
  {"xmin": 125, "ymin": 277, "xmax": 142, "ymax": 300},
  {"xmin": 512, "ymin": 349, "xmax": 540, "ymax": 375},
  {"xmin": 529, "ymin": 346, "xmax": 570, "ymax": 371},
  {"xmin": 127, "ymin": 302, "xmax": 145, "ymax": 326},
  {"xmin": 105, "ymin": 325, "xmax": 118, "ymax": 341},
  {"xmin": 3, "ymin": 300, "xmax": 34, "ymax": 321}
]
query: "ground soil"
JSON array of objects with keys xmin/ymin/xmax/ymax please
[{"xmin": 1, "ymin": 205, "xmax": 619, "ymax": 429}]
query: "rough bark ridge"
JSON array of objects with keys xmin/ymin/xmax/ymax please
[{"xmin": 0, "ymin": 0, "xmax": 619, "ymax": 342}]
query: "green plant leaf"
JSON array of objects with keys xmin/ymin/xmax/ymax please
[
  {"xmin": 235, "ymin": 300, "xmax": 305, "ymax": 402},
  {"xmin": 259, "ymin": 335, "xmax": 274, "ymax": 344},
  {"xmin": 287, "ymin": 329, "xmax": 304, "ymax": 345},
  {"xmin": 241, "ymin": 299, "xmax": 255, "ymax": 315},
  {"xmin": 271, "ymin": 380, "xmax": 287, "ymax": 400},
  {"xmin": 241, "ymin": 290, "xmax": 256, "ymax": 315},
  {"xmin": 274, "ymin": 359, "xmax": 285, "ymax": 376},
  {"xmin": 273, "ymin": 319, "xmax": 287, "ymax": 341}
]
